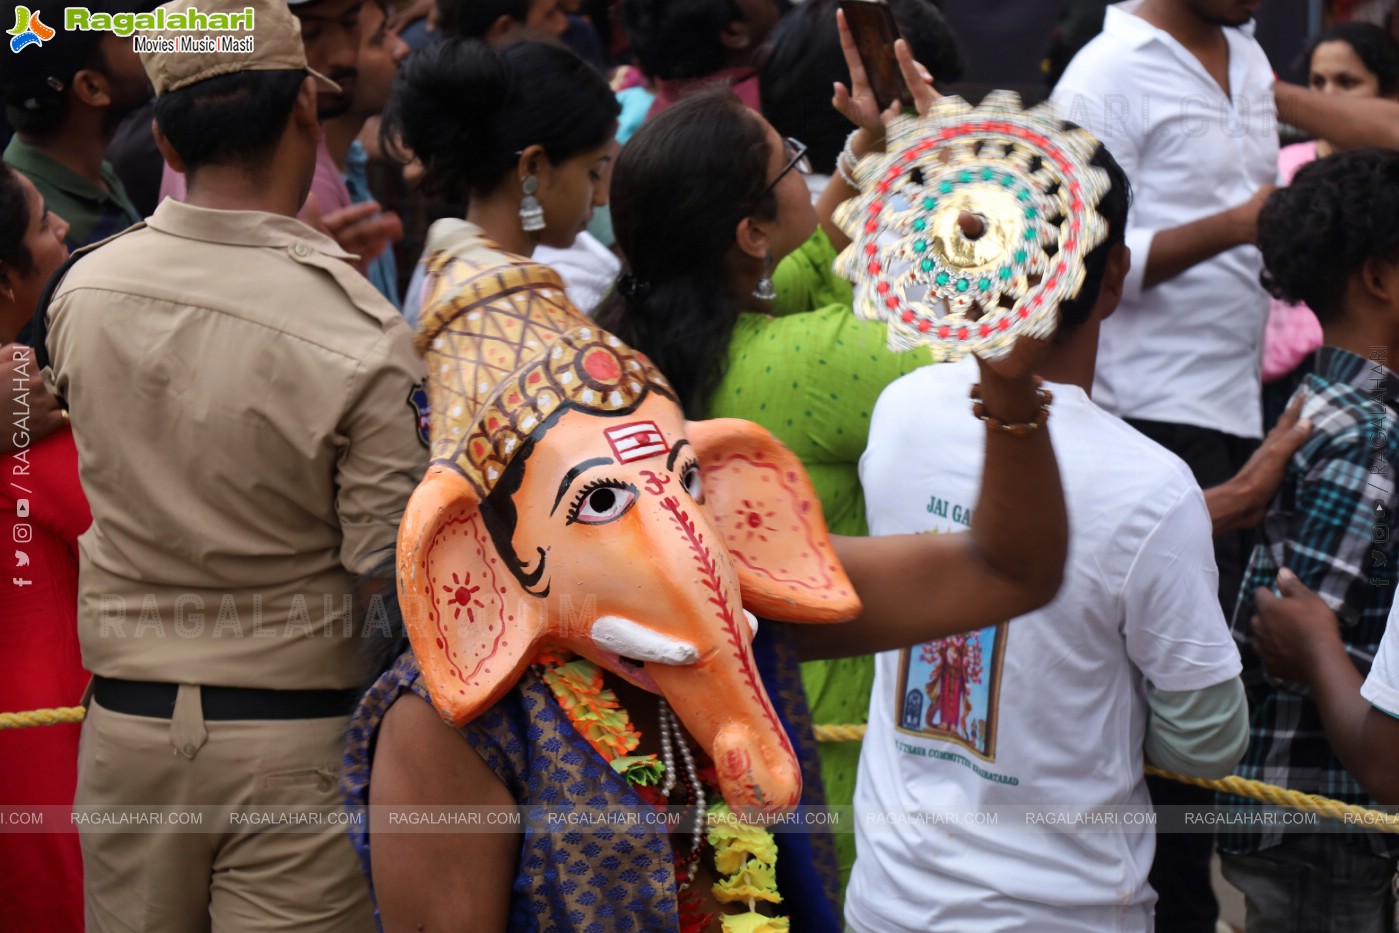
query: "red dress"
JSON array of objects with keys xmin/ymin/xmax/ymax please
[{"xmin": 1, "ymin": 425, "xmax": 91, "ymax": 932}]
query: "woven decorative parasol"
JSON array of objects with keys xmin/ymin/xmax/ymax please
[{"xmin": 833, "ymin": 90, "xmax": 1111, "ymax": 360}]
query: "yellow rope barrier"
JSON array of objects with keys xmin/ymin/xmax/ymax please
[
  {"xmin": 4, "ymin": 707, "xmax": 1396, "ymax": 833},
  {"xmin": 0, "ymin": 705, "xmax": 86, "ymax": 730},
  {"xmin": 810, "ymin": 722, "xmax": 1399, "ymax": 834}
]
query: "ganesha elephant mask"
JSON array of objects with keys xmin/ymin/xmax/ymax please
[{"xmin": 397, "ymin": 394, "xmax": 860, "ymax": 815}]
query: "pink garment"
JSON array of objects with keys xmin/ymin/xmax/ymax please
[
  {"xmin": 156, "ymin": 136, "xmax": 351, "ymax": 223},
  {"xmin": 647, "ymin": 67, "xmax": 761, "ymax": 121},
  {"xmin": 1263, "ymin": 141, "xmax": 1325, "ymax": 383},
  {"xmin": 307, "ymin": 134, "xmax": 353, "ymax": 216}
]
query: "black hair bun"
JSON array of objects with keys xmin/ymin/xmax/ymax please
[{"xmin": 388, "ymin": 39, "xmax": 514, "ymax": 195}]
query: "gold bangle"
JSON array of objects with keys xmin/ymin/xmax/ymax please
[{"xmin": 969, "ymin": 380, "xmax": 1053, "ymax": 437}]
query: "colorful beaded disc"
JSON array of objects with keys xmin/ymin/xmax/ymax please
[{"xmin": 833, "ymin": 91, "xmax": 1111, "ymax": 361}]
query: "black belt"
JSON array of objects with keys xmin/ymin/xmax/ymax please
[{"xmin": 92, "ymin": 676, "xmax": 362, "ymax": 721}]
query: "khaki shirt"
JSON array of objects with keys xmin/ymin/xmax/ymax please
[{"xmin": 47, "ymin": 200, "xmax": 427, "ymax": 689}]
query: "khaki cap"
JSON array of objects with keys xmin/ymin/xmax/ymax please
[{"xmin": 138, "ymin": 0, "xmax": 341, "ymax": 96}]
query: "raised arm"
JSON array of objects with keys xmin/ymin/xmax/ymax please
[
  {"xmin": 820, "ymin": 14, "xmax": 940, "ymax": 255},
  {"xmin": 798, "ymin": 347, "xmax": 1067, "ymax": 660},
  {"xmin": 1274, "ymin": 81, "xmax": 1399, "ymax": 152}
]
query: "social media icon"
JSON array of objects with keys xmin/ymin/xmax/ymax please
[
  {"xmin": 16, "ymin": 498, "xmax": 30, "ymax": 518},
  {"xmin": 12, "ymin": 577, "xmax": 32, "ymax": 587},
  {"xmin": 14, "ymin": 550, "xmax": 29, "ymax": 567},
  {"xmin": 13, "ymin": 524, "xmax": 32, "ymax": 543}
]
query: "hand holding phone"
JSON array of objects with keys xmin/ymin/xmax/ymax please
[{"xmin": 837, "ymin": 0, "xmax": 913, "ymax": 112}]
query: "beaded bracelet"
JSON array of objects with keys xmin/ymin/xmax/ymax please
[{"xmin": 969, "ymin": 380, "xmax": 1054, "ymax": 437}]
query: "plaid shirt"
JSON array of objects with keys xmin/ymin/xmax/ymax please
[{"xmin": 1220, "ymin": 346, "xmax": 1399, "ymax": 856}]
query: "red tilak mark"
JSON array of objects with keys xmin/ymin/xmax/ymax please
[{"xmin": 605, "ymin": 421, "xmax": 667, "ymax": 463}]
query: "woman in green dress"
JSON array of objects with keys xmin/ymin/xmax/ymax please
[{"xmin": 596, "ymin": 33, "xmax": 938, "ymax": 894}]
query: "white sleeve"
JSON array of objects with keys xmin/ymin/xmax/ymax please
[
  {"xmin": 1121, "ymin": 486, "xmax": 1243, "ymax": 692},
  {"xmin": 1361, "ymin": 614, "xmax": 1399, "ymax": 719},
  {"xmin": 1050, "ymin": 77, "xmax": 1154, "ymax": 302}
]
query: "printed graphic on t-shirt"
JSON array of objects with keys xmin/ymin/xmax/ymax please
[{"xmin": 896, "ymin": 622, "xmax": 1007, "ymax": 761}]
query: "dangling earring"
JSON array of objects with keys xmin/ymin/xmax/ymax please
[
  {"xmin": 519, "ymin": 174, "xmax": 546, "ymax": 233},
  {"xmin": 752, "ymin": 251, "xmax": 776, "ymax": 301}
]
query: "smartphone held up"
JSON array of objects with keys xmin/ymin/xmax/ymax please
[{"xmin": 838, "ymin": 0, "xmax": 916, "ymax": 111}]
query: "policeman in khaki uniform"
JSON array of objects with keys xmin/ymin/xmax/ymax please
[{"xmin": 43, "ymin": 0, "xmax": 426, "ymax": 928}]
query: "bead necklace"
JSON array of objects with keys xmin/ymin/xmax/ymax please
[{"xmin": 658, "ymin": 698, "xmax": 706, "ymax": 890}]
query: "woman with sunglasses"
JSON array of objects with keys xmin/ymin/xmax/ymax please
[{"xmin": 595, "ymin": 40, "xmax": 939, "ymax": 902}]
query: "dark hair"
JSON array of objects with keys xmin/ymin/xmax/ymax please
[
  {"xmin": 383, "ymin": 39, "xmax": 620, "ymax": 199},
  {"xmin": 1055, "ymin": 136, "xmax": 1130, "ymax": 337},
  {"xmin": 1043, "ymin": 0, "xmax": 1110, "ymax": 90},
  {"xmin": 1258, "ymin": 148, "xmax": 1399, "ymax": 324},
  {"xmin": 596, "ymin": 90, "xmax": 776, "ymax": 418},
  {"xmin": 4, "ymin": 38, "xmax": 110, "ymax": 137},
  {"xmin": 1299, "ymin": 21, "xmax": 1399, "ymax": 98},
  {"xmin": 760, "ymin": 0, "xmax": 964, "ymax": 174},
  {"xmin": 153, "ymin": 69, "xmax": 307, "ymax": 173},
  {"xmin": 621, "ymin": 0, "xmax": 743, "ymax": 80},
  {"xmin": 0, "ymin": 162, "xmax": 33, "ymax": 278},
  {"xmin": 436, "ymin": 0, "xmax": 530, "ymax": 39}
]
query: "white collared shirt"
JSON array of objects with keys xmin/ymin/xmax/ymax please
[{"xmin": 1050, "ymin": 1, "xmax": 1278, "ymax": 439}]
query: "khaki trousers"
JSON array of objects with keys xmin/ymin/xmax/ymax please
[{"xmin": 75, "ymin": 685, "xmax": 375, "ymax": 932}]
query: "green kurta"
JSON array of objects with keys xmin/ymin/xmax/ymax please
[{"xmin": 707, "ymin": 228, "xmax": 929, "ymax": 894}]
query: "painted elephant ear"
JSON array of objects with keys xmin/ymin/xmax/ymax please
[
  {"xmin": 686, "ymin": 419, "xmax": 860, "ymax": 624},
  {"xmin": 397, "ymin": 465, "xmax": 546, "ymax": 726}
]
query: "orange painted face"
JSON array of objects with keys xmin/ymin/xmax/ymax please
[{"xmin": 398, "ymin": 393, "xmax": 860, "ymax": 815}]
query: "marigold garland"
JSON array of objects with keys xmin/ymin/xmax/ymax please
[
  {"xmin": 539, "ymin": 655, "xmax": 788, "ymax": 932},
  {"xmin": 541, "ymin": 658, "xmax": 643, "ymax": 760}
]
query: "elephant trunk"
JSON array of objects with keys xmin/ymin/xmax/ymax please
[{"xmin": 647, "ymin": 645, "xmax": 802, "ymax": 817}]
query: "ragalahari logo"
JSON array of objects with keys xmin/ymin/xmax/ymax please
[{"xmin": 9, "ymin": 6, "xmax": 55, "ymax": 53}]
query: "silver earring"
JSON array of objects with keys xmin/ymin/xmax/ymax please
[
  {"xmin": 752, "ymin": 252, "xmax": 776, "ymax": 301},
  {"xmin": 519, "ymin": 174, "xmax": 546, "ymax": 233}
]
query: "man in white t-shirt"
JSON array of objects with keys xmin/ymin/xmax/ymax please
[
  {"xmin": 847, "ymin": 145, "xmax": 1249, "ymax": 933},
  {"xmin": 1049, "ymin": 6, "xmax": 1280, "ymax": 924}
]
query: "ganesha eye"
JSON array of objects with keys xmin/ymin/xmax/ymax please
[
  {"xmin": 570, "ymin": 481, "xmax": 637, "ymax": 525},
  {"xmin": 682, "ymin": 463, "xmax": 704, "ymax": 503}
]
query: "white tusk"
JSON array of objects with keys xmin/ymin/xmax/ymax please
[
  {"xmin": 590, "ymin": 616, "xmax": 700, "ymax": 666},
  {"xmin": 744, "ymin": 610, "xmax": 759, "ymax": 638}
]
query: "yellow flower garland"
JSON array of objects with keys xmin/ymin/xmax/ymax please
[
  {"xmin": 708, "ymin": 803, "xmax": 788, "ymax": 931},
  {"xmin": 540, "ymin": 656, "xmax": 789, "ymax": 932}
]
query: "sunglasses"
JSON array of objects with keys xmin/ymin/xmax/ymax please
[{"xmin": 761, "ymin": 137, "xmax": 813, "ymax": 196}]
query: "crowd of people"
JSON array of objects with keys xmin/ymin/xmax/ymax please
[{"xmin": 3, "ymin": 0, "xmax": 1399, "ymax": 930}]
